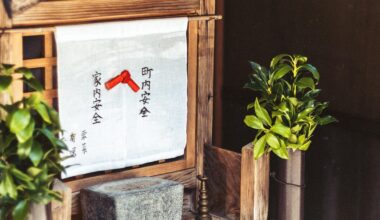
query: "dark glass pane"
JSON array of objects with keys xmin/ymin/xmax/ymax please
[
  {"xmin": 23, "ymin": 35, "xmax": 44, "ymax": 59},
  {"xmin": 23, "ymin": 68, "xmax": 44, "ymax": 92},
  {"xmin": 53, "ymin": 66, "xmax": 57, "ymax": 89}
]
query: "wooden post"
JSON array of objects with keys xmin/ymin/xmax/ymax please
[
  {"xmin": 240, "ymin": 144, "xmax": 270, "ymax": 220},
  {"xmin": 278, "ymin": 151, "xmax": 305, "ymax": 220},
  {"xmin": 196, "ymin": 0, "xmax": 216, "ymax": 209}
]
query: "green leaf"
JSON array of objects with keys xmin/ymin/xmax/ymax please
[
  {"xmin": 297, "ymin": 134, "xmax": 306, "ymax": 144},
  {"xmin": 30, "ymin": 141, "xmax": 43, "ymax": 166},
  {"xmin": 0, "ymin": 75, "xmax": 12, "ymax": 91},
  {"xmin": 272, "ymin": 147, "xmax": 289, "ymax": 159},
  {"xmin": 4, "ymin": 172, "xmax": 17, "ymax": 199},
  {"xmin": 249, "ymin": 61, "xmax": 268, "ymax": 81},
  {"xmin": 1, "ymin": 64, "xmax": 14, "ymax": 75},
  {"xmin": 299, "ymin": 140, "xmax": 312, "ymax": 151},
  {"xmin": 27, "ymin": 167, "xmax": 42, "ymax": 177},
  {"xmin": 303, "ymin": 89, "xmax": 321, "ymax": 101},
  {"xmin": 272, "ymin": 64, "xmax": 292, "ymax": 81},
  {"xmin": 317, "ymin": 115, "xmax": 338, "ymax": 125},
  {"xmin": 12, "ymin": 200, "xmax": 29, "ymax": 220},
  {"xmin": 15, "ymin": 67, "xmax": 33, "ymax": 79},
  {"xmin": 17, "ymin": 138, "xmax": 33, "ymax": 159},
  {"xmin": 25, "ymin": 93, "xmax": 42, "ymax": 106},
  {"xmin": 34, "ymin": 103, "xmax": 52, "ymax": 124},
  {"xmin": 39, "ymin": 128, "xmax": 58, "ymax": 147},
  {"xmin": 246, "ymin": 102, "xmax": 255, "ymax": 110},
  {"xmin": 253, "ymin": 135, "xmax": 267, "ymax": 159},
  {"xmin": 243, "ymin": 81, "xmax": 262, "ymax": 91},
  {"xmin": 10, "ymin": 167, "xmax": 32, "ymax": 182},
  {"xmin": 9, "ymin": 109, "xmax": 31, "ymax": 134},
  {"xmin": 244, "ymin": 115, "xmax": 264, "ymax": 130},
  {"xmin": 295, "ymin": 77, "xmax": 315, "ymax": 90},
  {"xmin": 297, "ymin": 108, "xmax": 314, "ymax": 120},
  {"xmin": 16, "ymin": 119, "xmax": 35, "ymax": 144},
  {"xmin": 291, "ymin": 124, "xmax": 302, "ymax": 133},
  {"xmin": 295, "ymin": 55, "xmax": 308, "ymax": 64},
  {"xmin": 270, "ymin": 54, "xmax": 290, "ymax": 69},
  {"xmin": 300, "ymin": 64, "xmax": 320, "ymax": 81},
  {"xmin": 254, "ymin": 98, "xmax": 272, "ymax": 126},
  {"xmin": 24, "ymin": 77, "xmax": 43, "ymax": 92},
  {"xmin": 270, "ymin": 123, "xmax": 291, "ymax": 138},
  {"xmin": 288, "ymin": 97, "xmax": 298, "ymax": 106},
  {"xmin": 266, "ymin": 132, "xmax": 280, "ymax": 149}
]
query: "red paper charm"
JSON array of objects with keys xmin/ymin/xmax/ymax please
[{"xmin": 105, "ymin": 70, "xmax": 140, "ymax": 92}]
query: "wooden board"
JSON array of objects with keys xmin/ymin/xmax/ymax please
[
  {"xmin": 240, "ymin": 144, "xmax": 270, "ymax": 220},
  {"xmin": 5, "ymin": 0, "xmax": 200, "ymax": 27},
  {"xmin": 49, "ymin": 179, "xmax": 72, "ymax": 220},
  {"xmin": 278, "ymin": 150, "xmax": 304, "ymax": 220},
  {"xmin": 205, "ymin": 146, "xmax": 241, "ymax": 218}
]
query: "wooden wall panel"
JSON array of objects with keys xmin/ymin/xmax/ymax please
[{"xmin": 205, "ymin": 146, "xmax": 241, "ymax": 219}]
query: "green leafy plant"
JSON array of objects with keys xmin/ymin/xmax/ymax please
[
  {"xmin": 244, "ymin": 54, "xmax": 337, "ymax": 159},
  {"xmin": 0, "ymin": 64, "xmax": 67, "ymax": 220}
]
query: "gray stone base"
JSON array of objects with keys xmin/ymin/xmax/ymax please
[{"xmin": 81, "ymin": 177, "xmax": 184, "ymax": 220}]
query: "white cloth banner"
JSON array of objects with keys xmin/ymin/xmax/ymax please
[{"xmin": 56, "ymin": 18, "xmax": 188, "ymax": 178}]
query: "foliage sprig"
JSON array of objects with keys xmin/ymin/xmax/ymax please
[
  {"xmin": 0, "ymin": 64, "xmax": 67, "ymax": 220},
  {"xmin": 244, "ymin": 54, "xmax": 337, "ymax": 159}
]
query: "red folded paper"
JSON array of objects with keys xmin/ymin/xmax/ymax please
[{"xmin": 105, "ymin": 70, "xmax": 140, "ymax": 92}]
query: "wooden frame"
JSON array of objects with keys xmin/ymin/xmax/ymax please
[
  {"xmin": 1, "ymin": 0, "xmax": 217, "ymax": 218},
  {"xmin": 1, "ymin": 21, "xmax": 199, "ymax": 192}
]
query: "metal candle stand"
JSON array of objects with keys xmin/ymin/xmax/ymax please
[{"xmin": 196, "ymin": 175, "xmax": 211, "ymax": 220}]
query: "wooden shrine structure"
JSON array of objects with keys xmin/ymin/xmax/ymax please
[{"xmin": 0, "ymin": 1, "xmax": 271, "ymax": 219}]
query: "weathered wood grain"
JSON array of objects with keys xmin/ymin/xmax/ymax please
[
  {"xmin": 0, "ymin": 32, "xmax": 23, "ymax": 101},
  {"xmin": 186, "ymin": 20, "xmax": 198, "ymax": 168},
  {"xmin": 204, "ymin": 146, "xmax": 241, "ymax": 218},
  {"xmin": 0, "ymin": 0, "xmax": 11, "ymax": 28},
  {"xmin": 240, "ymin": 144, "xmax": 270, "ymax": 220},
  {"xmin": 278, "ymin": 150, "xmax": 304, "ymax": 220},
  {"xmin": 49, "ymin": 179, "xmax": 72, "ymax": 220},
  {"xmin": 9, "ymin": 0, "xmax": 199, "ymax": 27},
  {"xmin": 196, "ymin": 1, "xmax": 216, "ymax": 203}
]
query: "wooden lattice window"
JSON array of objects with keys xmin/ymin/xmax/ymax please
[{"xmin": 2, "ymin": 21, "xmax": 198, "ymax": 192}]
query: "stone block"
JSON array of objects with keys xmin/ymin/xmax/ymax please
[{"xmin": 81, "ymin": 177, "xmax": 184, "ymax": 220}]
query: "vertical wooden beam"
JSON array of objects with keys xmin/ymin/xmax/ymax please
[
  {"xmin": 196, "ymin": 0, "xmax": 215, "ymax": 177},
  {"xmin": 240, "ymin": 144, "xmax": 270, "ymax": 220},
  {"xmin": 0, "ymin": 32, "xmax": 23, "ymax": 101},
  {"xmin": 213, "ymin": 0, "xmax": 224, "ymax": 146},
  {"xmin": 186, "ymin": 20, "xmax": 198, "ymax": 168},
  {"xmin": 195, "ymin": 0, "xmax": 215, "ymax": 212},
  {"xmin": 278, "ymin": 151, "xmax": 305, "ymax": 220}
]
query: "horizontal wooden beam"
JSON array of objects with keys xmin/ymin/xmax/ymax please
[
  {"xmin": 10, "ymin": 0, "xmax": 200, "ymax": 27},
  {"xmin": 3, "ymin": 15, "xmax": 222, "ymax": 34},
  {"xmin": 64, "ymin": 159, "xmax": 190, "ymax": 192},
  {"xmin": 23, "ymin": 57, "xmax": 56, "ymax": 68}
]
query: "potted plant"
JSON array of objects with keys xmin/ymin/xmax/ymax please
[
  {"xmin": 0, "ymin": 64, "xmax": 67, "ymax": 220},
  {"xmin": 243, "ymin": 54, "xmax": 337, "ymax": 159}
]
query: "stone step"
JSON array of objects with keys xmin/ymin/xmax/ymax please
[{"xmin": 81, "ymin": 177, "xmax": 184, "ymax": 220}]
